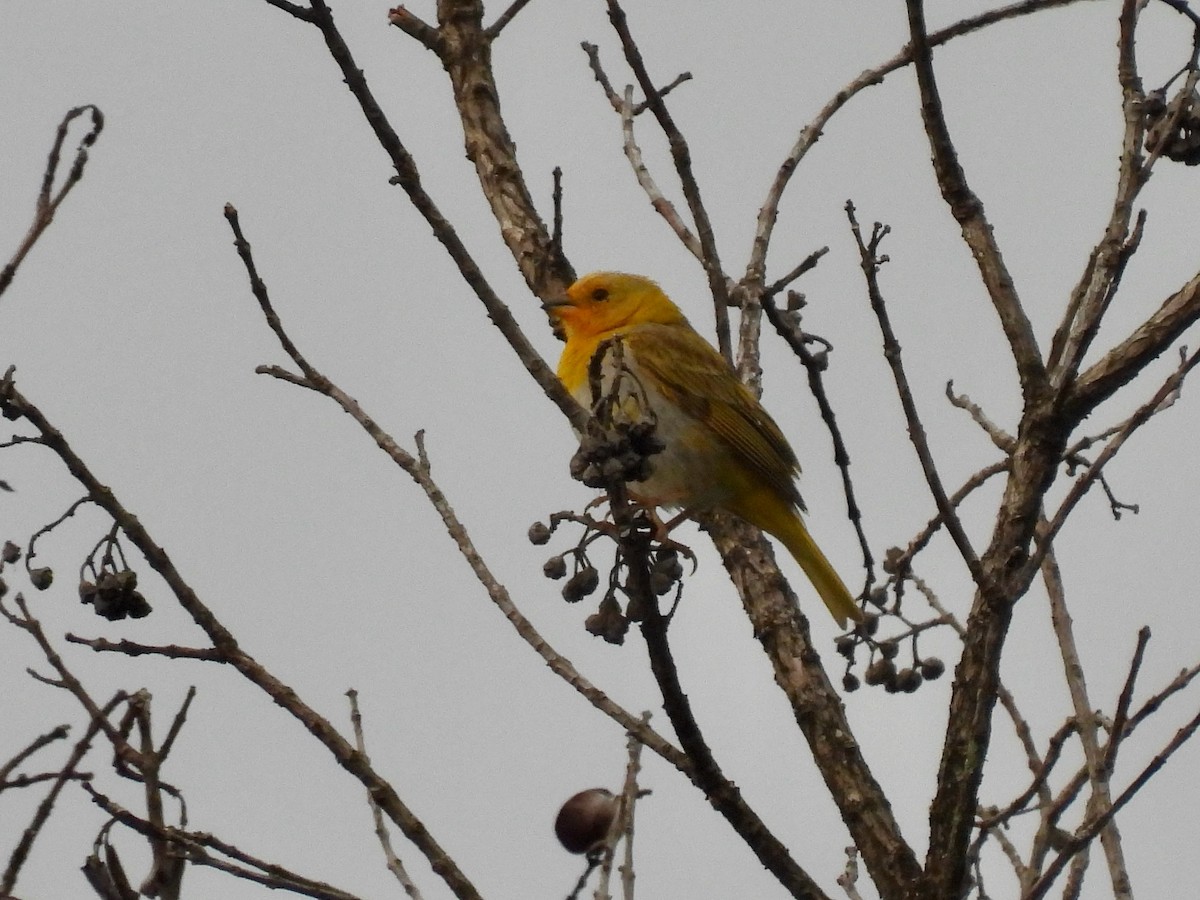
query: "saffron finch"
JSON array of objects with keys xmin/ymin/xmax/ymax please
[{"xmin": 545, "ymin": 271, "xmax": 863, "ymax": 628}]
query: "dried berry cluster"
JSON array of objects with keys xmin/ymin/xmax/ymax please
[
  {"xmin": 79, "ymin": 568, "xmax": 151, "ymax": 621},
  {"xmin": 0, "ymin": 538, "xmax": 152, "ymax": 621},
  {"xmin": 529, "ymin": 513, "xmax": 687, "ymax": 646},
  {"xmin": 569, "ymin": 418, "xmax": 665, "ymax": 490},
  {"xmin": 834, "ymin": 588, "xmax": 945, "ymax": 694},
  {"xmin": 1145, "ymin": 87, "xmax": 1200, "ymax": 166}
]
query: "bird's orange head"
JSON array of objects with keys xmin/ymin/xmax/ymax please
[{"xmin": 545, "ymin": 272, "xmax": 688, "ymax": 341}]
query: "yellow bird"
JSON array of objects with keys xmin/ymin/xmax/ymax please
[{"xmin": 545, "ymin": 271, "xmax": 863, "ymax": 628}]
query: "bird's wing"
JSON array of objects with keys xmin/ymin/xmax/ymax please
[{"xmin": 623, "ymin": 323, "xmax": 805, "ymax": 510}]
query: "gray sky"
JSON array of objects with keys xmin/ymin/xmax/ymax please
[{"xmin": 3, "ymin": 2, "xmax": 1199, "ymax": 898}]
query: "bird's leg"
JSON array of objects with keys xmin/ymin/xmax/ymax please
[{"xmin": 627, "ymin": 502, "xmax": 697, "ymax": 567}]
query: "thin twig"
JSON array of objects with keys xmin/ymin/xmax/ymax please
[
  {"xmin": 846, "ymin": 203, "xmax": 983, "ymax": 587},
  {"xmin": 904, "ymin": 0, "xmax": 1044, "ymax": 401},
  {"xmin": 483, "ymin": 0, "xmax": 533, "ymax": 40},
  {"xmin": 1104, "ymin": 628, "xmax": 1152, "ymax": 776},
  {"xmin": 580, "ymin": 45, "xmax": 703, "ymax": 261},
  {"xmin": 273, "ymin": 1, "xmax": 583, "ymax": 427},
  {"xmin": 65, "ymin": 635, "xmax": 225, "ymax": 661},
  {"xmin": 888, "ymin": 461, "xmax": 1009, "ymax": 579},
  {"xmin": 616, "ymin": 716, "xmax": 648, "ymax": 900},
  {"xmin": 2, "ymin": 377, "xmax": 484, "ymax": 900},
  {"xmin": 748, "ymin": 0, "xmax": 1090, "ymax": 285},
  {"xmin": 225, "ymin": 213, "xmax": 685, "ymax": 775},
  {"xmin": 617, "ymin": 85, "xmax": 702, "ymax": 259},
  {"xmin": 1, "ymin": 694, "xmax": 123, "ymax": 895},
  {"xmin": 1043, "ymin": 344, "xmax": 1200, "ymax": 550},
  {"xmin": 0, "ymin": 106, "xmax": 104, "ymax": 301},
  {"xmin": 761, "ymin": 286, "xmax": 874, "ymax": 596},
  {"xmin": 0, "ymin": 725, "xmax": 70, "ymax": 788},
  {"xmin": 1024, "ymin": 702, "xmax": 1200, "ymax": 900},
  {"xmin": 1041, "ymin": 540, "xmax": 1131, "ymax": 898},
  {"xmin": 346, "ymin": 690, "xmax": 424, "ymax": 899},
  {"xmin": 85, "ymin": 785, "xmax": 361, "ymax": 900},
  {"xmin": 603, "ymin": 0, "xmax": 732, "ymax": 361}
]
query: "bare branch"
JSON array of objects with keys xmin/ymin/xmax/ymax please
[
  {"xmin": 1068, "ymin": 268, "xmax": 1200, "ymax": 418},
  {"xmin": 1104, "ymin": 628, "xmax": 1152, "ymax": 776},
  {"xmin": 618, "ymin": 85, "xmax": 703, "ymax": 260},
  {"xmin": 1024, "ymin": 702, "xmax": 1200, "ymax": 900},
  {"xmin": 0, "ymin": 105, "xmax": 104, "ymax": 301},
  {"xmin": 226, "ymin": 215, "xmax": 682, "ymax": 773},
  {"xmin": 579, "ymin": 44, "xmax": 703, "ymax": 261},
  {"xmin": 763, "ymin": 250, "xmax": 828, "ymax": 300},
  {"xmin": 85, "ymin": 785, "xmax": 361, "ymax": 900},
  {"xmin": 603, "ymin": 0, "xmax": 733, "ymax": 360},
  {"xmin": 761, "ymin": 286, "xmax": 875, "ymax": 593},
  {"xmin": 0, "ymin": 724, "xmax": 69, "ymax": 788},
  {"xmin": 260, "ymin": 0, "xmax": 314, "ymax": 21},
  {"xmin": 704, "ymin": 513, "xmax": 924, "ymax": 897},
  {"xmin": 260, "ymin": 1, "xmax": 583, "ymax": 428},
  {"xmin": 65, "ymin": 635, "xmax": 225, "ymax": 661},
  {"xmin": 3, "ymin": 378, "xmax": 485, "ymax": 900},
  {"xmin": 346, "ymin": 691, "xmax": 424, "ymax": 899},
  {"xmin": 2, "ymin": 694, "xmax": 122, "ymax": 895},
  {"xmin": 423, "ymin": 0, "xmax": 574, "ymax": 294},
  {"xmin": 847, "ymin": 204, "xmax": 984, "ymax": 586},
  {"xmin": 616, "ymin": 717, "xmax": 648, "ymax": 900},
  {"xmin": 619, "ymin": 495, "xmax": 827, "ymax": 898},
  {"xmin": 1043, "ymin": 542, "xmax": 1132, "ymax": 898},
  {"xmin": 904, "ymin": 0, "xmax": 1044, "ymax": 401},
  {"xmin": 483, "ymin": 0, "xmax": 532, "ymax": 40},
  {"xmin": 1044, "ymin": 344, "xmax": 1200, "ymax": 547},
  {"xmin": 387, "ymin": 6, "xmax": 444, "ymax": 53},
  {"xmin": 748, "ymin": 0, "xmax": 1093, "ymax": 283}
]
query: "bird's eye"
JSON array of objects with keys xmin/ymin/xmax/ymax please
[{"xmin": 591, "ymin": 287, "xmax": 609, "ymax": 301}]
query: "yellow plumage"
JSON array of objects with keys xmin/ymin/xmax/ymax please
[{"xmin": 545, "ymin": 271, "xmax": 863, "ymax": 628}]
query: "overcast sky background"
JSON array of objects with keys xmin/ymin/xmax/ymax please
[{"xmin": 2, "ymin": 2, "xmax": 1199, "ymax": 898}]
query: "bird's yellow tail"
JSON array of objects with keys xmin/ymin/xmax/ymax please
[{"xmin": 775, "ymin": 516, "xmax": 862, "ymax": 629}]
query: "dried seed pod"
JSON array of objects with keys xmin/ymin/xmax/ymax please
[
  {"xmin": 864, "ymin": 658, "xmax": 896, "ymax": 687},
  {"xmin": 126, "ymin": 591, "xmax": 152, "ymax": 619},
  {"xmin": 860, "ymin": 613, "xmax": 880, "ymax": 637},
  {"xmin": 842, "ymin": 672, "xmax": 860, "ymax": 692},
  {"xmin": 653, "ymin": 549, "xmax": 683, "ymax": 582},
  {"xmin": 585, "ymin": 595, "xmax": 629, "ymax": 645},
  {"xmin": 29, "ymin": 567, "xmax": 53, "ymax": 591},
  {"xmin": 648, "ymin": 570, "xmax": 675, "ymax": 596},
  {"xmin": 554, "ymin": 788, "xmax": 618, "ymax": 855},
  {"xmin": 895, "ymin": 668, "xmax": 923, "ymax": 693},
  {"xmin": 1, "ymin": 542, "xmax": 19, "ymax": 564},
  {"xmin": 919, "ymin": 657, "xmax": 945, "ymax": 681},
  {"xmin": 543, "ymin": 555, "xmax": 568, "ymax": 580},
  {"xmin": 561, "ymin": 566, "xmax": 599, "ymax": 602},
  {"xmin": 881, "ymin": 546, "xmax": 905, "ymax": 575},
  {"xmin": 527, "ymin": 521, "xmax": 552, "ymax": 545},
  {"xmin": 878, "ymin": 640, "xmax": 899, "ymax": 660}
]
